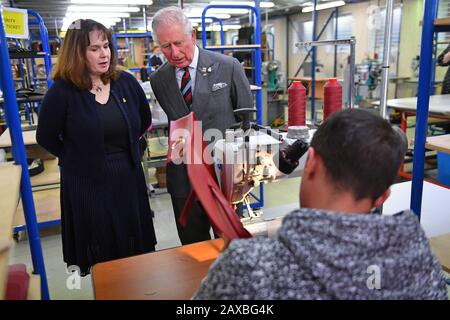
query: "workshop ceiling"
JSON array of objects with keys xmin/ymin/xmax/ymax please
[{"xmin": 5, "ymin": 0, "xmax": 370, "ymax": 35}]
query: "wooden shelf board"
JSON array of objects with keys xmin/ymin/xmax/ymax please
[
  {"xmin": 0, "ymin": 163, "xmax": 21, "ymax": 299},
  {"xmin": 0, "ymin": 128, "xmax": 37, "ymax": 148},
  {"xmin": 31, "ymin": 159, "xmax": 60, "ymax": 187},
  {"xmin": 14, "ymin": 187, "xmax": 60, "ymax": 227},
  {"xmin": 0, "ymin": 163, "xmax": 22, "ymax": 242},
  {"xmin": 434, "ymin": 18, "xmax": 450, "ymax": 26}
]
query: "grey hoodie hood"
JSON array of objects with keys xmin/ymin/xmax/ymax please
[
  {"xmin": 194, "ymin": 208, "xmax": 448, "ymax": 300},
  {"xmin": 277, "ymin": 209, "xmax": 447, "ymax": 299}
]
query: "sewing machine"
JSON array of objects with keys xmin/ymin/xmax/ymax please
[{"xmin": 214, "ymin": 109, "xmax": 311, "ymax": 216}]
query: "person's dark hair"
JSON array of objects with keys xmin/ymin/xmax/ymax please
[
  {"xmin": 52, "ymin": 19, "xmax": 119, "ymax": 89},
  {"xmin": 310, "ymin": 108, "xmax": 407, "ymax": 201}
]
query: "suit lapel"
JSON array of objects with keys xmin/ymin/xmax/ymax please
[{"xmin": 192, "ymin": 48, "xmax": 220, "ymax": 120}]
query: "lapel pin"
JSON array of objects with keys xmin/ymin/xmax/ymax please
[
  {"xmin": 200, "ymin": 66, "xmax": 213, "ymax": 76},
  {"xmin": 122, "ymin": 98, "xmax": 127, "ymax": 103}
]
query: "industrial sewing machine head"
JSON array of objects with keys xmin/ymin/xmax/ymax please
[{"xmin": 214, "ymin": 108, "xmax": 311, "ymax": 211}]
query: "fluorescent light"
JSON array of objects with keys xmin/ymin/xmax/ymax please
[
  {"xmin": 198, "ymin": 24, "xmax": 241, "ymax": 31},
  {"xmin": 65, "ymin": 12, "xmax": 131, "ymax": 18},
  {"xmin": 302, "ymin": 1, "xmax": 346, "ymax": 13},
  {"xmin": 189, "ymin": 18, "xmax": 215, "ymax": 23},
  {"xmin": 189, "ymin": 7, "xmax": 249, "ymax": 15},
  {"xmin": 67, "ymin": 5, "xmax": 141, "ymax": 13},
  {"xmin": 209, "ymin": 1, "xmax": 275, "ymax": 8},
  {"xmin": 71, "ymin": 0, "xmax": 153, "ymax": 4},
  {"xmin": 185, "ymin": 12, "xmax": 231, "ymax": 19},
  {"xmin": 61, "ymin": 17, "xmax": 121, "ymax": 31}
]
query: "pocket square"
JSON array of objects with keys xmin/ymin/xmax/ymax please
[{"xmin": 212, "ymin": 82, "xmax": 228, "ymax": 92}]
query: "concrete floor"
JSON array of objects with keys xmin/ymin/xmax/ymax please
[
  {"xmin": 8, "ymin": 172, "xmax": 301, "ymax": 300},
  {"xmin": 8, "ymin": 163, "xmax": 450, "ymax": 300}
]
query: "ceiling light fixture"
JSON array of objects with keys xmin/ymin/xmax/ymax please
[
  {"xmin": 198, "ymin": 24, "xmax": 241, "ymax": 32},
  {"xmin": 67, "ymin": 5, "xmax": 141, "ymax": 13},
  {"xmin": 302, "ymin": 1, "xmax": 346, "ymax": 13},
  {"xmin": 209, "ymin": 1, "xmax": 275, "ymax": 8},
  {"xmin": 189, "ymin": 7, "xmax": 249, "ymax": 15},
  {"xmin": 65, "ymin": 12, "xmax": 131, "ymax": 18},
  {"xmin": 61, "ymin": 17, "xmax": 121, "ymax": 31},
  {"xmin": 185, "ymin": 12, "xmax": 231, "ymax": 19},
  {"xmin": 70, "ymin": 0, "xmax": 153, "ymax": 5}
]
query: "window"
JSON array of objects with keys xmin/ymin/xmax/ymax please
[{"xmin": 326, "ymin": 14, "xmax": 354, "ymax": 53}]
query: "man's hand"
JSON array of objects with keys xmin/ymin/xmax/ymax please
[{"xmin": 443, "ymin": 51, "xmax": 450, "ymax": 65}]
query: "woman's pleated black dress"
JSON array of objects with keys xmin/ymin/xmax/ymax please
[{"xmin": 60, "ymin": 95, "xmax": 156, "ymax": 275}]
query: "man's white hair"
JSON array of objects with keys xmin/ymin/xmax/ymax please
[{"xmin": 152, "ymin": 6, "xmax": 193, "ymax": 44}]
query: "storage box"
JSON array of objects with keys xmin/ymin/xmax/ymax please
[{"xmin": 437, "ymin": 152, "xmax": 450, "ymax": 187}]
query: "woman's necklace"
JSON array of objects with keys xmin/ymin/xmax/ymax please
[{"xmin": 94, "ymin": 83, "xmax": 103, "ymax": 93}]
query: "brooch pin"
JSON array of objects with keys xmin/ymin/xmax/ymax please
[{"xmin": 200, "ymin": 66, "xmax": 212, "ymax": 77}]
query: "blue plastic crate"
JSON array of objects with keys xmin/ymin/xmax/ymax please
[{"xmin": 437, "ymin": 152, "xmax": 450, "ymax": 187}]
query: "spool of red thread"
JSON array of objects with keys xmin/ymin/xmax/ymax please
[
  {"xmin": 288, "ymin": 81, "xmax": 306, "ymax": 127},
  {"xmin": 323, "ymin": 78, "xmax": 342, "ymax": 120}
]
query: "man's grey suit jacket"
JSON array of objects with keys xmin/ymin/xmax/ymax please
[{"xmin": 150, "ymin": 47, "xmax": 253, "ymax": 197}]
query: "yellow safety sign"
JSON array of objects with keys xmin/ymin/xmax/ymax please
[{"xmin": 1, "ymin": 7, "xmax": 29, "ymax": 39}]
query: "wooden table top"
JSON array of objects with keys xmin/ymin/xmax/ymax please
[
  {"xmin": 372, "ymin": 95, "xmax": 450, "ymax": 116},
  {"xmin": 426, "ymin": 134, "xmax": 450, "ymax": 154},
  {"xmin": 92, "ymin": 239, "xmax": 224, "ymax": 300},
  {"xmin": 429, "ymin": 233, "xmax": 450, "ymax": 273}
]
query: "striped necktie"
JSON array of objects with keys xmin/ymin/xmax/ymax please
[{"xmin": 180, "ymin": 67, "xmax": 192, "ymax": 109}]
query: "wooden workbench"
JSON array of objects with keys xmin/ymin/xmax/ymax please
[
  {"xmin": 429, "ymin": 233, "xmax": 450, "ymax": 273},
  {"xmin": 426, "ymin": 134, "xmax": 450, "ymax": 154},
  {"xmin": 373, "ymin": 95, "xmax": 450, "ymax": 117},
  {"xmin": 0, "ymin": 163, "xmax": 21, "ymax": 298},
  {"xmin": 92, "ymin": 239, "xmax": 224, "ymax": 300}
]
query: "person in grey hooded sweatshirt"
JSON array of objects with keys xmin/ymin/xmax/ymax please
[{"xmin": 193, "ymin": 108, "xmax": 448, "ymax": 300}]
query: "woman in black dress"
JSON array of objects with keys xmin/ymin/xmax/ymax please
[{"xmin": 36, "ymin": 19, "xmax": 156, "ymax": 275}]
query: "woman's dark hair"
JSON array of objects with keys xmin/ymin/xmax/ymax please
[
  {"xmin": 52, "ymin": 19, "xmax": 119, "ymax": 89},
  {"xmin": 310, "ymin": 108, "xmax": 408, "ymax": 200}
]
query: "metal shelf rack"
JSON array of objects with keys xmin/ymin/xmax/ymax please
[
  {"xmin": 0, "ymin": 8, "xmax": 50, "ymax": 300},
  {"xmin": 411, "ymin": 0, "xmax": 450, "ymax": 219},
  {"xmin": 201, "ymin": 3, "xmax": 264, "ymax": 210}
]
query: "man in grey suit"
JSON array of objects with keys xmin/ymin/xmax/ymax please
[{"xmin": 150, "ymin": 6, "xmax": 253, "ymax": 245}]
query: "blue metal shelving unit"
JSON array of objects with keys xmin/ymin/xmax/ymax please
[
  {"xmin": 201, "ymin": 2, "xmax": 264, "ymax": 209},
  {"xmin": 0, "ymin": 8, "xmax": 50, "ymax": 300},
  {"xmin": 112, "ymin": 31, "xmax": 153, "ymax": 73},
  {"xmin": 411, "ymin": 0, "xmax": 448, "ymax": 219},
  {"xmin": 190, "ymin": 16, "xmax": 225, "ymax": 48},
  {"xmin": 3, "ymin": 10, "xmax": 52, "ymax": 124}
]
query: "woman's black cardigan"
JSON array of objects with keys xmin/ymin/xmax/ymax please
[{"xmin": 36, "ymin": 71, "xmax": 151, "ymax": 180}]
